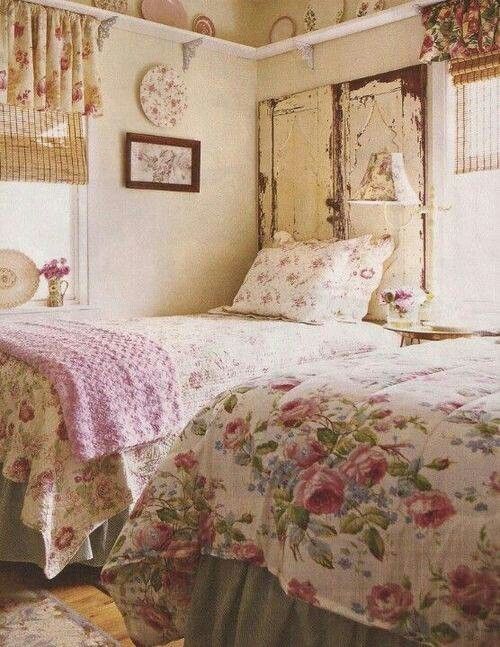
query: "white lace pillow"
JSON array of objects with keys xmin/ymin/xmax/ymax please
[{"xmin": 226, "ymin": 236, "xmax": 392, "ymax": 324}]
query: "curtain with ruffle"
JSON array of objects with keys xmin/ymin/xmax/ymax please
[
  {"xmin": 0, "ymin": 0, "xmax": 103, "ymax": 116},
  {"xmin": 420, "ymin": 0, "xmax": 498, "ymax": 62}
]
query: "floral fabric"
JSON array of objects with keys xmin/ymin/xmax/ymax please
[
  {"xmin": 420, "ymin": 0, "xmax": 499, "ymax": 63},
  {"xmin": 102, "ymin": 338, "xmax": 499, "ymax": 647},
  {"xmin": 0, "ymin": 313, "xmax": 395, "ymax": 577},
  {"xmin": 0, "ymin": 0, "xmax": 103, "ymax": 115},
  {"xmin": 226, "ymin": 235, "xmax": 394, "ymax": 323}
]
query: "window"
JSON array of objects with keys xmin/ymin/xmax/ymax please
[
  {"xmin": 451, "ymin": 52, "xmax": 500, "ymax": 173},
  {"xmin": 0, "ymin": 106, "xmax": 88, "ymax": 306},
  {"xmin": 428, "ymin": 62, "xmax": 499, "ymax": 327}
]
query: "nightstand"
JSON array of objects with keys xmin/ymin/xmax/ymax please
[{"xmin": 383, "ymin": 324, "xmax": 475, "ymax": 348}]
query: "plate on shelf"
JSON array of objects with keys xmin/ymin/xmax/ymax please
[
  {"xmin": 356, "ymin": 0, "xmax": 385, "ymax": 17},
  {"xmin": 0, "ymin": 249, "xmax": 39, "ymax": 309},
  {"xmin": 93, "ymin": 0, "xmax": 128, "ymax": 14},
  {"xmin": 141, "ymin": 0, "xmax": 188, "ymax": 28},
  {"xmin": 269, "ymin": 16, "xmax": 297, "ymax": 43},
  {"xmin": 140, "ymin": 65, "xmax": 187, "ymax": 128},
  {"xmin": 192, "ymin": 14, "xmax": 215, "ymax": 37}
]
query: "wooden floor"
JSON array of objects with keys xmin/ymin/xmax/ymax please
[{"xmin": 0, "ymin": 562, "xmax": 183, "ymax": 647}]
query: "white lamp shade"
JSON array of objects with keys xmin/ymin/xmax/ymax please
[{"xmin": 354, "ymin": 152, "xmax": 420, "ymax": 206}]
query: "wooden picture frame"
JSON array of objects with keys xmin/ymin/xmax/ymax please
[{"xmin": 125, "ymin": 133, "xmax": 201, "ymax": 192}]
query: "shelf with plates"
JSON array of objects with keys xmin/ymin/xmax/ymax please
[{"xmin": 24, "ymin": 0, "xmax": 441, "ymax": 64}]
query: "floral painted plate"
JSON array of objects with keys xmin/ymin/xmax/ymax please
[
  {"xmin": 0, "ymin": 249, "xmax": 39, "ymax": 309},
  {"xmin": 93, "ymin": 0, "xmax": 128, "ymax": 14},
  {"xmin": 356, "ymin": 0, "xmax": 385, "ymax": 17},
  {"xmin": 192, "ymin": 14, "xmax": 215, "ymax": 37},
  {"xmin": 139, "ymin": 65, "xmax": 187, "ymax": 128}
]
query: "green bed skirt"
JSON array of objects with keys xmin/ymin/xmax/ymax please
[
  {"xmin": 0, "ymin": 468, "xmax": 127, "ymax": 571},
  {"xmin": 185, "ymin": 556, "xmax": 416, "ymax": 647}
]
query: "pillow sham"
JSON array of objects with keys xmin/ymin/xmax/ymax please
[{"xmin": 225, "ymin": 235, "xmax": 393, "ymax": 324}]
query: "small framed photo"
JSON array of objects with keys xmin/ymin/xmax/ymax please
[{"xmin": 126, "ymin": 133, "xmax": 201, "ymax": 192}]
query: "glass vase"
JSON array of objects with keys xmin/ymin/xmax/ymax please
[{"xmin": 386, "ymin": 303, "xmax": 418, "ymax": 329}]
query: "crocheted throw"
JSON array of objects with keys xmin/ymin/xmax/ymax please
[{"xmin": 0, "ymin": 320, "xmax": 181, "ymax": 461}]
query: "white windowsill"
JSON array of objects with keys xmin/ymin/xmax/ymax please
[{"xmin": 0, "ymin": 301, "xmax": 100, "ymax": 317}]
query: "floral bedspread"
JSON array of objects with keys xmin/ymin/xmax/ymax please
[
  {"xmin": 0, "ymin": 314, "xmax": 394, "ymax": 577},
  {"xmin": 102, "ymin": 338, "xmax": 499, "ymax": 647}
]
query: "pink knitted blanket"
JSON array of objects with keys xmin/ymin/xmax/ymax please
[{"xmin": 0, "ymin": 320, "xmax": 181, "ymax": 461}]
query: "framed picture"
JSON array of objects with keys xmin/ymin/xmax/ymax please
[{"xmin": 126, "ymin": 133, "xmax": 201, "ymax": 192}]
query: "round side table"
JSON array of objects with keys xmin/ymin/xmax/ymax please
[{"xmin": 383, "ymin": 325, "xmax": 475, "ymax": 348}]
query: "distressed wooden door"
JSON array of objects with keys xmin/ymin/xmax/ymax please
[
  {"xmin": 258, "ymin": 86, "xmax": 337, "ymax": 247},
  {"xmin": 334, "ymin": 65, "xmax": 427, "ymax": 318}
]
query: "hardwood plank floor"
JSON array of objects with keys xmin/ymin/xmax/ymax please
[{"xmin": 0, "ymin": 562, "xmax": 183, "ymax": 647}]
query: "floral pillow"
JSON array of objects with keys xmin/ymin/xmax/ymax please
[{"xmin": 225, "ymin": 235, "xmax": 393, "ymax": 324}]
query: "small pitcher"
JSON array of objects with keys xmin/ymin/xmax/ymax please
[{"xmin": 47, "ymin": 277, "xmax": 68, "ymax": 307}]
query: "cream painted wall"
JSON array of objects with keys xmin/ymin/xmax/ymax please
[
  {"xmin": 88, "ymin": 28, "xmax": 257, "ymax": 318},
  {"xmin": 257, "ymin": 15, "xmax": 424, "ymax": 100}
]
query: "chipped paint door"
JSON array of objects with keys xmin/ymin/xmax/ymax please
[
  {"xmin": 258, "ymin": 86, "xmax": 336, "ymax": 247},
  {"xmin": 335, "ymin": 65, "xmax": 427, "ymax": 319}
]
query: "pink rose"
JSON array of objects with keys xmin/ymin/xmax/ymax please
[
  {"xmin": 284, "ymin": 439, "xmax": 327, "ymax": 468},
  {"xmin": 164, "ymin": 540, "xmax": 200, "ymax": 572},
  {"xmin": 448, "ymin": 565, "xmax": 497, "ymax": 618},
  {"xmin": 269, "ymin": 378, "xmax": 302, "ymax": 392},
  {"xmin": 294, "ymin": 463, "xmax": 345, "ymax": 515},
  {"xmin": 13, "ymin": 22, "xmax": 24, "ymax": 38},
  {"xmin": 100, "ymin": 569, "xmax": 116, "ymax": 585},
  {"xmin": 8, "ymin": 457, "xmax": 30, "ymax": 481},
  {"xmin": 340, "ymin": 444, "xmax": 388, "ymax": 487},
  {"xmin": 56, "ymin": 420, "xmax": 68, "ymax": 441},
  {"xmin": 405, "ymin": 490, "xmax": 456, "ymax": 529},
  {"xmin": 174, "ymin": 450, "xmax": 198, "ymax": 472},
  {"xmin": 287, "ymin": 579, "xmax": 318, "ymax": 605},
  {"xmin": 188, "ymin": 371, "xmax": 203, "ymax": 389},
  {"xmin": 137, "ymin": 605, "xmax": 172, "ymax": 631},
  {"xmin": 278, "ymin": 398, "xmax": 321, "ymax": 428},
  {"xmin": 232, "ymin": 541, "xmax": 264, "ymax": 565},
  {"xmin": 367, "ymin": 583, "xmax": 413, "ymax": 624},
  {"xmin": 223, "ymin": 418, "xmax": 250, "ymax": 449},
  {"xmin": 488, "ymin": 471, "xmax": 500, "ymax": 493},
  {"xmin": 54, "ymin": 526, "xmax": 75, "ymax": 550},
  {"xmin": 19, "ymin": 400, "xmax": 35, "ymax": 423},
  {"xmin": 133, "ymin": 522, "xmax": 173, "ymax": 552},
  {"xmin": 360, "ymin": 268, "xmax": 375, "ymax": 279}
]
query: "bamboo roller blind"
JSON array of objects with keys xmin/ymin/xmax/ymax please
[
  {"xmin": 0, "ymin": 105, "xmax": 88, "ymax": 184},
  {"xmin": 453, "ymin": 52, "xmax": 500, "ymax": 174}
]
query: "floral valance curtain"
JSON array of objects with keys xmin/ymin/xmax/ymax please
[
  {"xmin": 420, "ymin": 0, "xmax": 499, "ymax": 62},
  {"xmin": 0, "ymin": 0, "xmax": 103, "ymax": 116}
]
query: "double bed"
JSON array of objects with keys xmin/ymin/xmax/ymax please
[
  {"xmin": 102, "ymin": 337, "xmax": 499, "ymax": 647},
  {"xmin": 0, "ymin": 312, "xmax": 396, "ymax": 577}
]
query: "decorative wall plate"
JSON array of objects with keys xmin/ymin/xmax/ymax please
[
  {"xmin": 141, "ymin": 0, "xmax": 188, "ymax": 29},
  {"xmin": 356, "ymin": 0, "xmax": 385, "ymax": 17},
  {"xmin": 93, "ymin": 0, "xmax": 128, "ymax": 14},
  {"xmin": 0, "ymin": 249, "xmax": 39, "ymax": 309},
  {"xmin": 192, "ymin": 14, "xmax": 215, "ymax": 37},
  {"xmin": 269, "ymin": 16, "xmax": 297, "ymax": 43},
  {"xmin": 140, "ymin": 65, "xmax": 187, "ymax": 128}
]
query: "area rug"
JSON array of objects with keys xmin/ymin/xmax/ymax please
[{"xmin": 0, "ymin": 588, "xmax": 120, "ymax": 647}]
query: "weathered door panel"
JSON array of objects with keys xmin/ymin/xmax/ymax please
[
  {"xmin": 335, "ymin": 65, "xmax": 427, "ymax": 319},
  {"xmin": 258, "ymin": 86, "xmax": 335, "ymax": 246}
]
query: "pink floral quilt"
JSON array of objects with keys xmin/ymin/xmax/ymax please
[
  {"xmin": 0, "ymin": 314, "xmax": 394, "ymax": 577},
  {"xmin": 102, "ymin": 338, "xmax": 499, "ymax": 647}
]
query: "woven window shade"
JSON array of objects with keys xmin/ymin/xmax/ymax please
[
  {"xmin": 455, "ymin": 53, "xmax": 500, "ymax": 174},
  {"xmin": 0, "ymin": 105, "xmax": 88, "ymax": 184}
]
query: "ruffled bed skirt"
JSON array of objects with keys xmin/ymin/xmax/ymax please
[
  {"xmin": 0, "ymin": 468, "xmax": 127, "ymax": 570},
  {"xmin": 185, "ymin": 556, "xmax": 416, "ymax": 647}
]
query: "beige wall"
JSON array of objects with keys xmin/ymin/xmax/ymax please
[
  {"xmin": 257, "ymin": 16, "xmax": 424, "ymax": 100},
  {"xmin": 88, "ymin": 28, "xmax": 257, "ymax": 318}
]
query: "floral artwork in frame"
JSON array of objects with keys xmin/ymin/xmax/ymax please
[{"xmin": 126, "ymin": 133, "xmax": 200, "ymax": 192}]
